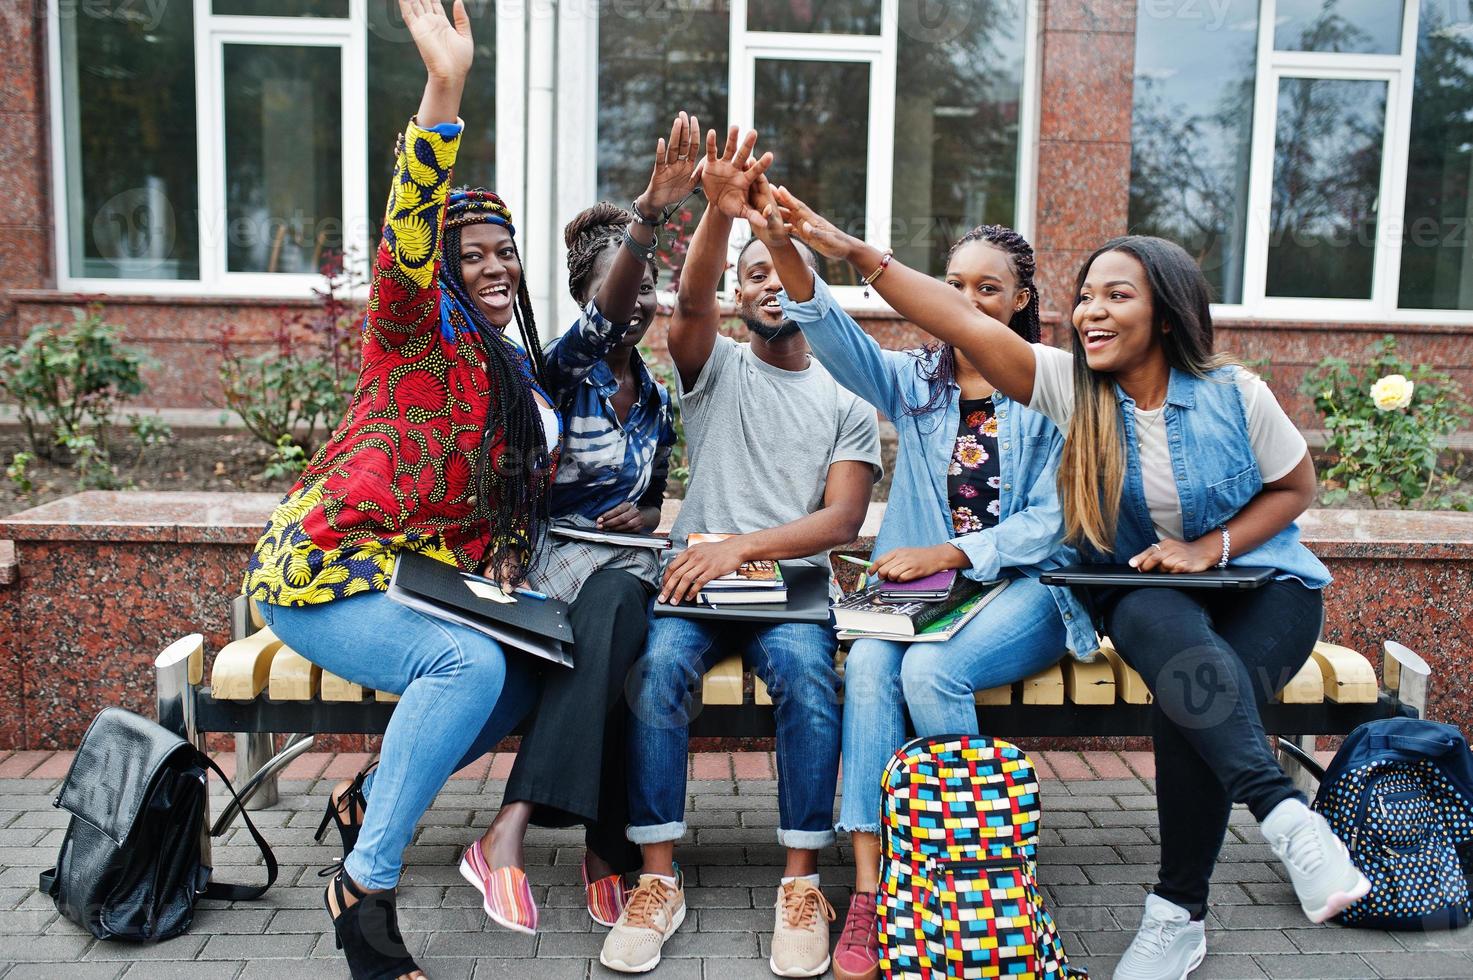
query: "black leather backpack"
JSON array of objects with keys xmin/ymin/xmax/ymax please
[{"xmin": 37, "ymin": 707, "xmax": 278, "ymax": 941}]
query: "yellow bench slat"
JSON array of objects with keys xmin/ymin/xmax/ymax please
[
  {"xmin": 1277, "ymin": 658, "xmax": 1324, "ymax": 704},
  {"xmin": 321, "ymin": 671, "xmax": 365, "ymax": 702},
  {"xmin": 375, "ymin": 690, "xmax": 401, "ymax": 703},
  {"xmin": 211, "ymin": 627, "xmax": 285, "ymax": 701},
  {"xmin": 974, "ymin": 684, "xmax": 1012, "ymax": 706},
  {"xmin": 268, "ymin": 646, "xmax": 320, "ymax": 701},
  {"xmin": 1310, "ymin": 641, "xmax": 1378, "ymax": 704},
  {"xmin": 702, "ymin": 656, "xmax": 745, "ymax": 706},
  {"xmin": 1097, "ymin": 641, "xmax": 1152, "ymax": 705},
  {"xmin": 1064, "ymin": 656, "xmax": 1116, "ymax": 705},
  {"xmin": 1021, "ymin": 662, "xmax": 1065, "ymax": 705},
  {"xmin": 753, "ymin": 675, "xmax": 772, "ymax": 706}
]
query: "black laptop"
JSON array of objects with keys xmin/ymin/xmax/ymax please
[{"xmin": 1040, "ymin": 564, "xmax": 1275, "ymax": 590}]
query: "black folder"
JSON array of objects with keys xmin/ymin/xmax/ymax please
[
  {"xmin": 388, "ymin": 551, "xmax": 575, "ymax": 667},
  {"xmin": 653, "ymin": 562, "xmax": 833, "ymax": 624}
]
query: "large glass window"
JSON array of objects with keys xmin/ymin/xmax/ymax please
[
  {"xmin": 594, "ymin": 0, "xmax": 1034, "ymax": 291},
  {"xmin": 367, "ymin": 0, "xmax": 496, "ymax": 239},
  {"xmin": 58, "ymin": 0, "xmax": 200, "ymax": 280},
  {"xmin": 1128, "ymin": 0, "xmax": 1258, "ymax": 303},
  {"xmin": 213, "ymin": 0, "xmax": 350, "ymax": 16},
  {"xmin": 1132, "ymin": 0, "xmax": 1473, "ymax": 316},
  {"xmin": 892, "ymin": 0, "xmax": 1027, "ymax": 276},
  {"xmin": 1398, "ymin": 0, "xmax": 1473, "ymax": 309}
]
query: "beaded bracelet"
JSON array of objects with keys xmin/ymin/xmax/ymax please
[
  {"xmin": 862, "ymin": 250, "xmax": 894, "ymax": 298},
  {"xmin": 1216, "ymin": 525, "xmax": 1231, "ymax": 569}
]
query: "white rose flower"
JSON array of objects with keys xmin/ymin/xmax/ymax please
[{"xmin": 1370, "ymin": 374, "xmax": 1415, "ymax": 411}]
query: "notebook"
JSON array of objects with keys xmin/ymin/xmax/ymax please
[
  {"xmin": 1039, "ymin": 564, "xmax": 1275, "ymax": 590},
  {"xmin": 654, "ymin": 563, "xmax": 832, "ymax": 624},
  {"xmin": 387, "ymin": 551, "xmax": 575, "ymax": 668},
  {"xmin": 550, "ymin": 523, "xmax": 671, "ymax": 550}
]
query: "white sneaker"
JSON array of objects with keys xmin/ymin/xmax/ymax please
[
  {"xmin": 598, "ymin": 872, "xmax": 687, "ymax": 973},
  {"xmin": 1260, "ymin": 798, "xmax": 1371, "ymax": 924},
  {"xmin": 1113, "ymin": 894, "xmax": 1206, "ymax": 980}
]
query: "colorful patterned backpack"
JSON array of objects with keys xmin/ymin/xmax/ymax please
[
  {"xmin": 1311, "ymin": 718, "xmax": 1473, "ymax": 931},
  {"xmin": 878, "ymin": 735, "xmax": 1086, "ymax": 979}
]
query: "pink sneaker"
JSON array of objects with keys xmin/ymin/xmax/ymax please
[
  {"xmin": 459, "ymin": 841, "xmax": 538, "ymax": 934},
  {"xmin": 583, "ymin": 855, "xmax": 628, "ymax": 928},
  {"xmin": 833, "ymin": 891, "xmax": 880, "ymax": 980}
]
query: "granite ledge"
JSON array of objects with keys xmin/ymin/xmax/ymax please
[{"xmin": 2, "ymin": 494, "xmax": 1470, "ymax": 562}]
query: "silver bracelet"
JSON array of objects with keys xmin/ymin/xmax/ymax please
[{"xmin": 1217, "ymin": 525, "xmax": 1231, "ymax": 568}]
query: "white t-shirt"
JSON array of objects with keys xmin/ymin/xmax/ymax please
[{"xmin": 1028, "ymin": 345, "xmax": 1307, "ymax": 542}]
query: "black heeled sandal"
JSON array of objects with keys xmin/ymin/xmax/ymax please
[
  {"xmin": 323, "ymin": 867, "xmax": 422, "ymax": 980},
  {"xmin": 315, "ymin": 761, "xmax": 377, "ymax": 857}
]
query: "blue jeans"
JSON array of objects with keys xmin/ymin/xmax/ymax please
[
  {"xmin": 838, "ymin": 576, "xmax": 1068, "ymax": 834},
  {"xmin": 260, "ymin": 590, "xmax": 535, "ymax": 889},
  {"xmin": 627, "ymin": 615, "xmax": 841, "ymax": 849}
]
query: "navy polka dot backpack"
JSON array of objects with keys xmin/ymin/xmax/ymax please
[{"xmin": 1311, "ymin": 718, "xmax": 1473, "ymax": 930}]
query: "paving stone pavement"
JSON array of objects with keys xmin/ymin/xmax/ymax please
[{"xmin": 0, "ymin": 753, "xmax": 1469, "ymax": 979}]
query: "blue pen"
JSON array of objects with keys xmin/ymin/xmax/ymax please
[{"xmin": 514, "ymin": 587, "xmax": 549, "ymax": 601}]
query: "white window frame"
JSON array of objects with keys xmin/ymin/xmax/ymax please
[
  {"xmin": 1214, "ymin": 0, "xmax": 1473, "ymax": 324},
  {"xmin": 564, "ymin": 0, "xmax": 1040, "ymax": 322}
]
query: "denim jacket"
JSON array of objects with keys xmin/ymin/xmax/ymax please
[
  {"xmin": 1108, "ymin": 367, "xmax": 1332, "ymax": 589},
  {"xmin": 781, "ymin": 277, "xmax": 1099, "ymax": 660}
]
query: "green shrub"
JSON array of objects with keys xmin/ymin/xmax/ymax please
[
  {"xmin": 217, "ymin": 252, "xmax": 361, "ymax": 476},
  {"xmin": 0, "ymin": 306, "xmax": 149, "ymax": 461},
  {"xmin": 1303, "ymin": 336, "xmax": 1468, "ymax": 509}
]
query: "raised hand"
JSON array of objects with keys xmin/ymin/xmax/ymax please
[
  {"xmin": 772, "ymin": 185, "xmax": 855, "ymax": 261},
  {"xmin": 401, "ymin": 0, "xmax": 474, "ymax": 84},
  {"xmin": 745, "ymin": 174, "xmax": 790, "ymax": 247},
  {"xmin": 637, "ymin": 112, "xmax": 702, "ymax": 217},
  {"xmin": 701, "ymin": 126, "xmax": 773, "ymax": 225}
]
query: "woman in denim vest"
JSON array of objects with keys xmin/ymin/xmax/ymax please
[
  {"xmin": 758, "ymin": 220, "xmax": 1095, "ymax": 980},
  {"xmin": 769, "ymin": 187, "xmax": 1367, "ymax": 980}
]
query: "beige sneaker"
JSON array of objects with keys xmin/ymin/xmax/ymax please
[
  {"xmin": 599, "ymin": 872, "xmax": 687, "ymax": 973},
  {"xmin": 770, "ymin": 878, "xmax": 836, "ymax": 978}
]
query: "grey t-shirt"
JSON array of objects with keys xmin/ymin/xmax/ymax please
[
  {"xmin": 670, "ymin": 335, "xmax": 882, "ymax": 569},
  {"xmin": 1029, "ymin": 345, "xmax": 1307, "ymax": 542}
]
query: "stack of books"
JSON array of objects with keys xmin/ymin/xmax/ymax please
[
  {"xmin": 834, "ymin": 574, "xmax": 1007, "ymax": 643},
  {"xmin": 690, "ymin": 533, "xmax": 788, "ymax": 607}
]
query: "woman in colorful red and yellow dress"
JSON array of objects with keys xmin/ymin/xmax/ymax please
[{"xmin": 239, "ymin": 2, "xmax": 685, "ymax": 977}]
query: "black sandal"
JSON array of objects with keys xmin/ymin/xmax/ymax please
[
  {"xmin": 323, "ymin": 867, "xmax": 422, "ymax": 980},
  {"xmin": 315, "ymin": 761, "xmax": 377, "ymax": 857}
]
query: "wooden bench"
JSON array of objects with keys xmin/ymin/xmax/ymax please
[{"xmin": 155, "ymin": 597, "xmax": 1430, "ymax": 842}]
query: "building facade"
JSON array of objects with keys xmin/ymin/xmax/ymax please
[{"xmin": 2, "ymin": 0, "xmax": 1470, "ymax": 428}]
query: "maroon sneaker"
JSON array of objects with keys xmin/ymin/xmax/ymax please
[{"xmin": 833, "ymin": 891, "xmax": 880, "ymax": 980}]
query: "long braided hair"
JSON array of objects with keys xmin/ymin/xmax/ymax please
[
  {"xmin": 904, "ymin": 224, "xmax": 1041, "ymax": 418},
  {"xmin": 564, "ymin": 202, "xmax": 659, "ymax": 305},
  {"xmin": 440, "ymin": 188, "xmax": 552, "ymax": 583}
]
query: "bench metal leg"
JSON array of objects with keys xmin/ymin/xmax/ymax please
[
  {"xmin": 1384, "ymin": 640, "xmax": 1432, "ymax": 718},
  {"xmin": 156, "ymin": 635, "xmax": 212, "ymax": 866},
  {"xmin": 1277, "ymin": 734, "xmax": 1320, "ymax": 798},
  {"xmin": 235, "ymin": 733, "xmax": 280, "ymax": 809},
  {"xmin": 212, "ymin": 733, "xmax": 316, "ymax": 837},
  {"xmin": 228, "ymin": 595, "xmax": 280, "ymax": 809}
]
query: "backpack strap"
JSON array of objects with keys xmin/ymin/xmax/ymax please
[{"xmin": 199, "ymin": 755, "xmax": 279, "ymax": 901}]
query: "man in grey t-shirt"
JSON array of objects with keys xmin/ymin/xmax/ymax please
[{"xmin": 601, "ymin": 128, "xmax": 880, "ymax": 977}]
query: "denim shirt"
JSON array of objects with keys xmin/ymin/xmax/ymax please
[
  {"xmin": 543, "ymin": 301, "xmax": 676, "ymax": 521},
  {"xmin": 1109, "ymin": 366, "xmax": 1331, "ymax": 589},
  {"xmin": 781, "ymin": 277, "xmax": 1098, "ymax": 660}
]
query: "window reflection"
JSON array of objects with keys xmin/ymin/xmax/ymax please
[
  {"xmin": 1266, "ymin": 78, "xmax": 1386, "ymax": 299},
  {"xmin": 1273, "ymin": 0, "xmax": 1403, "ymax": 54},
  {"xmin": 224, "ymin": 45, "xmax": 344, "ymax": 275},
  {"xmin": 746, "ymin": 0, "xmax": 881, "ymax": 35},
  {"xmin": 891, "ymin": 0, "xmax": 1025, "ymax": 276},
  {"xmin": 214, "ymin": 0, "xmax": 349, "ymax": 15},
  {"xmin": 1399, "ymin": 0, "xmax": 1473, "ymax": 309},
  {"xmin": 1128, "ymin": 0, "xmax": 1258, "ymax": 303},
  {"xmin": 754, "ymin": 59, "xmax": 871, "ymax": 285}
]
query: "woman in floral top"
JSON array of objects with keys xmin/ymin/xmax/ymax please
[
  {"xmin": 238, "ymin": 3, "xmax": 692, "ymax": 976},
  {"xmin": 762, "ymin": 213, "xmax": 1092, "ymax": 980}
]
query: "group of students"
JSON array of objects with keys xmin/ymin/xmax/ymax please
[{"xmin": 240, "ymin": 4, "xmax": 1370, "ymax": 979}]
